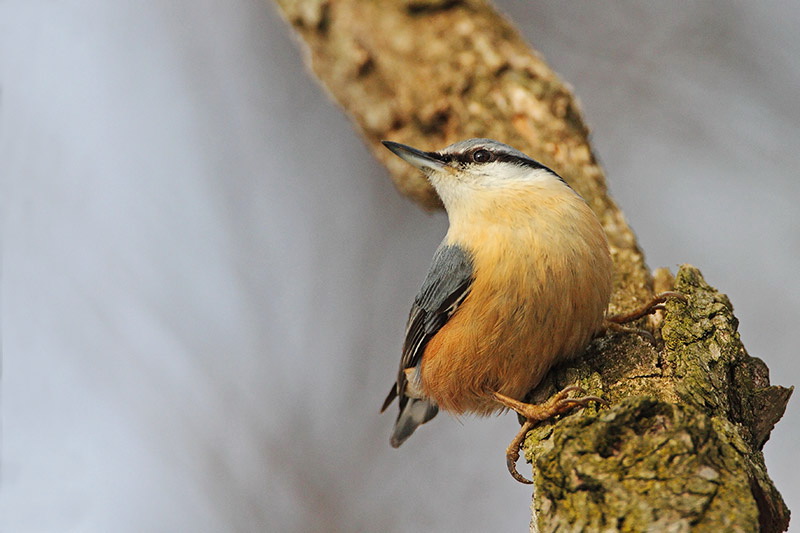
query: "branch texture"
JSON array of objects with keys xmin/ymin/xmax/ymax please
[
  {"xmin": 274, "ymin": 0, "xmax": 651, "ymax": 315},
  {"xmin": 526, "ymin": 266, "xmax": 791, "ymax": 531}
]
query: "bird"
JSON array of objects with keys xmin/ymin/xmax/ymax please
[{"xmin": 380, "ymin": 138, "xmax": 675, "ymax": 484}]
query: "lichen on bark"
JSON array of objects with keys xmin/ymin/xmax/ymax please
[{"xmin": 526, "ymin": 266, "xmax": 791, "ymax": 532}]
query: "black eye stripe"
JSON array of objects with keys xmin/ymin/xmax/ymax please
[
  {"xmin": 494, "ymin": 153, "xmax": 550, "ymax": 171},
  {"xmin": 436, "ymin": 149, "xmax": 550, "ymax": 171},
  {"xmin": 425, "ymin": 151, "xmax": 450, "ymax": 163},
  {"xmin": 422, "ymin": 141, "xmax": 569, "ymax": 186},
  {"xmin": 427, "ymin": 146, "xmax": 558, "ymax": 178}
]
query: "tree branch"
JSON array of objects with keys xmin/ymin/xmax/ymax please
[
  {"xmin": 273, "ymin": 0, "xmax": 792, "ymax": 530},
  {"xmin": 527, "ymin": 266, "xmax": 791, "ymax": 531},
  {"xmin": 274, "ymin": 0, "xmax": 650, "ymax": 315}
]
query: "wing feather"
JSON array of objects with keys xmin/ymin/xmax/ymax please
[{"xmin": 381, "ymin": 243, "xmax": 474, "ymax": 445}]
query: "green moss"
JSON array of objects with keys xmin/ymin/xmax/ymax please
[
  {"xmin": 663, "ymin": 266, "xmax": 792, "ymax": 450},
  {"xmin": 522, "ymin": 265, "xmax": 791, "ymax": 532},
  {"xmin": 527, "ymin": 397, "xmax": 758, "ymax": 532}
]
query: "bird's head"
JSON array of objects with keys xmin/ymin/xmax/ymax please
[{"xmin": 382, "ymin": 138, "xmax": 568, "ymax": 211}]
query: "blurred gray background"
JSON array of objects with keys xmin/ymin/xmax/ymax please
[{"xmin": 2, "ymin": 1, "xmax": 798, "ymax": 531}]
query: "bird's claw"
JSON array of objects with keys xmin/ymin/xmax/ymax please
[
  {"xmin": 496, "ymin": 385, "xmax": 607, "ymax": 485},
  {"xmin": 604, "ymin": 321, "xmax": 658, "ymax": 345},
  {"xmin": 505, "ymin": 420, "xmax": 534, "ymax": 484},
  {"xmin": 607, "ymin": 291, "xmax": 686, "ymax": 325},
  {"xmin": 549, "ymin": 387, "xmax": 606, "ymax": 417}
]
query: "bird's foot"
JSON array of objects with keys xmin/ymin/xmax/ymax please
[
  {"xmin": 602, "ymin": 321, "xmax": 657, "ymax": 345},
  {"xmin": 602, "ymin": 291, "xmax": 686, "ymax": 345},
  {"xmin": 493, "ymin": 386, "xmax": 607, "ymax": 484},
  {"xmin": 606, "ymin": 291, "xmax": 686, "ymax": 324}
]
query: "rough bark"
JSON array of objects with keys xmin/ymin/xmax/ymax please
[
  {"xmin": 527, "ymin": 266, "xmax": 791, "ymax": 532},
  {"xmin": 273, "ymin": 0, "xmax": 649, "ymax": 316},
  {"xmin": 272, "ymin": 0, "xmax": 792, "ymax": 530}
]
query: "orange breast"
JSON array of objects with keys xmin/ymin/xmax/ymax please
[{"xmin": 419, "ymin": 190, "xmax": 613, "ymax": 415}]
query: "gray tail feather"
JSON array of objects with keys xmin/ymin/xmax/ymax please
[{"xmin": 390, "ymin": 399, "xmax": 439, "ymax": 448}]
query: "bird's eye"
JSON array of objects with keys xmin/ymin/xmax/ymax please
[{"xmin": 472, "ymin": 149, "xmax": 493, "ymax": 163}]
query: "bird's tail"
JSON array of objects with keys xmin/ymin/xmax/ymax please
[{"xmin": 390, "ymin": 398, "xmax": 438, "ymax": 448}]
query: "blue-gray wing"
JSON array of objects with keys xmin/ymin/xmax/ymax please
[{"xmin": 381, "ymin": 243, "xmax": 474, "ymax": 447}]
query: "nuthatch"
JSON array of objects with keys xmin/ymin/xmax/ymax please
[{"xmin": 380, "ymin": 138, "xmax": 675, "ymax": 484}]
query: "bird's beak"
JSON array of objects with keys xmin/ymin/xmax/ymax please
[{"xmin": 382, "ymin": 141, "xmax": 446, "ymax": 173}]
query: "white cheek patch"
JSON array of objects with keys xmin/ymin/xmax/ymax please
[
  {"xmin": 475, "ymin": 164, "xmax": 559, "ymax": 188},
  {"xmin": 429, "ymin": 162, "xmax": 570, "ymax": 213}
]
